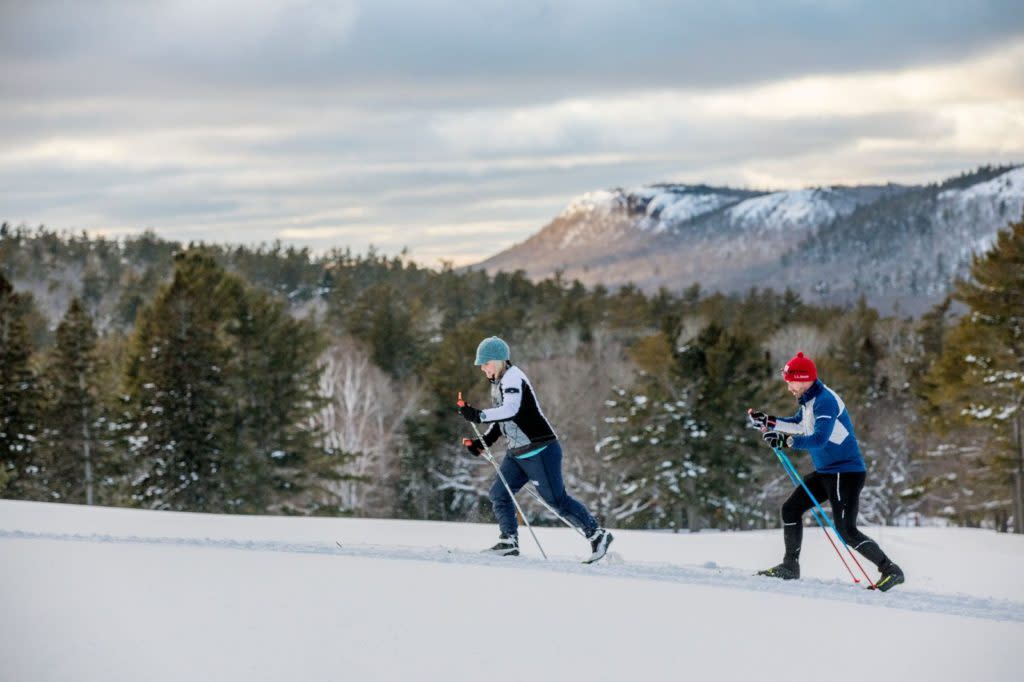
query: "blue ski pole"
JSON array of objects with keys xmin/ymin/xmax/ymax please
[
  {"xmin": 771, "ymin": 447, "xmax": 858, "ymax": 583},
  {"xmin": 775, "ymin": 450, "xmax": 833, "ymax": 534},
  {"xmin": 773, "ymin": 446, "xmax": 875, "ymax": 587}
]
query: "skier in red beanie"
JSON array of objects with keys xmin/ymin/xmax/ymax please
[{"xmin": 749, "ymin": 352, "xmax": 904, "ymax": 591}]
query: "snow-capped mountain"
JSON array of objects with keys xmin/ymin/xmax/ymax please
[
  {"xmin": 936, "ymin": 166, "xmax": 1024, "ymax": 257},
  {"xmin": 474, "ymin": 166, "xmax": 1023, "ymax": 313},
  {"xmin": 524, "ymin": 184, "xmax": 761, "ymax": 252},
  {"xmin": 788, "ymin": 166, "xmax": 1024, "ymax": 310}
]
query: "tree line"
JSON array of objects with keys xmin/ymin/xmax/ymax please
[{"xmin": 1, "ymin": 217, "xmax": 1021, "ymax": 532}]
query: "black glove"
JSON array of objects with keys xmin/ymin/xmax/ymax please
[
  {"xmin": 748, "ymin": 410, "xmax": 777, "ymax": 432},
  {"xmin": 462, "ymin": 438, "xmax": 484, "ymax": 456},
  {"xmin": 763, "ymin": 431, "xmax": 793, "ymax": 449},
  {"xmin": 458, "ymin": 403, "xmax": 483, "ymax": 423}
]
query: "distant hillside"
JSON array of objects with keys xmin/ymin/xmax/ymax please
[
  {"xmin": 473, "ymin": 165, "xmax": 1024, "ymax": 314},
  {"xmin": 0, "ymin": 229, "xmax": 329, "ymax": 333}
]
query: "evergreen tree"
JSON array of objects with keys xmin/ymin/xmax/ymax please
[
  {"xmin": 126, "ymin": 251, "xmax": 332, "ymax": 513},
  {"xmin": 609, "ymin": 322, "xmax": 773, "ymax": 530},
  {"xmin": 40, "ymin": 299, "xmax": 110, "ymax": 504},
  {"xmin": 819, "ymin": 296, "xmax": 882, "ymax": 403},
  {"xmin": 226, "ymin": 287, "xmax": 330, "ymax": 513},
  {"xmin": 346, "ymin": 283, "xmax": 424, "ymax": 375},
  {"xmin": 0, "ymin": 273, "xmax": 45, "ymax": 498},
  {"xmin": 909, "ymin": 298, "xmax": 978, "ymax": 522},
  {"xmin": 125, "ymin": 251, "xmax": 244, "ymax": 512},
  {"xmin": 815, "ymin": 297, "xmax": 911, "ymax": 524},
  {"xmin": 850, "ymin": 317, "xmax": 927, "ymax": 525},
  {"xmin": 926, "ymin": 217, "xmax": 1024, "ymax": 531},
  {"xmin": 398, "ymin": 320, "xmax": 484, "ymax": 520}
]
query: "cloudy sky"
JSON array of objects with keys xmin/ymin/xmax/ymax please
[{"xmin": 2, "ymin": 1, "xmax": 1024, "ymax": 266}]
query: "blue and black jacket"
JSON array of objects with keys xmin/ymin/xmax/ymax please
[{"xmin": 772, "ymin": 380, "xmax": 866, "ymax": 474}]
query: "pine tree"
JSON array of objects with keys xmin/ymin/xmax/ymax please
[
  {"xmin": 926, "ymin": 217, "xmax": 1024, "ymax": 531},
  {"xmin": 850, "ymin": 317, "xmax": 927, "ymax": 525},
  {"xmin": 609, "ymin": 322, "xmax": 773, "ymax": 530},
  {"xmin": 911, "ymin": 299, "xmax": 980, "ymax": 523},
  {"xmin": 346, "ymin": 283, "xmax": 424, "ymax": 375},
  {"xmin": 126, "ymin": 250, "xmax": 332, "ymax": 513},
  {"xmin": 225, "ymin": 287, "xmax": 329, "ymax": 513},
  {"xmin": 815, "ymin": 297, "xmax": 921, "ymax": 524},
  {"xmin": 40, "ymin": 298, "xmax": 108, "ymax": 504},
  {"xmin": 125, "ymin": 251, "xmax": 243, "ymax": 512},
  {"xmin": 398, "ymin": 321, "xmax": 482, "ymax": 520},
  {"xmin": 0, "ymin": 273, "xmax": 44, "ymax": 498},
  {"xmin": 819, "ymin": 296, "xmax": 882, "ymax": 403}
]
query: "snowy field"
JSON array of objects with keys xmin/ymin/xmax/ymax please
[{"xmin": 2, "ymin": 500, "xmax": 1022, "ymax": 682}]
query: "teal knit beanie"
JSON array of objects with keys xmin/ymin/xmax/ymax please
[{"xmin": 474, "ymin": 336, "xmax": 510, "ymax": 366}]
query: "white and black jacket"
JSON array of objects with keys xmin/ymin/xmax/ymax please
[{"xmin": 479, "ymin": 364, "xmax": 558, "ymax": 457}]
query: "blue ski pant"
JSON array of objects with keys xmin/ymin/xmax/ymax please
[{"xmin": 488, "ymin": 441, "xmax": 598, "ymax": 538}]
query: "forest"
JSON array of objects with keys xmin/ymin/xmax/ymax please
[{"xmin": 1, "ymin": 217, "xmax": 1022, "ymax": 533}]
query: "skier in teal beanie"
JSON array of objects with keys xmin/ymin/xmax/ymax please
[{"xmin": 458, "ymin": 336, "xmax": 613, "ymax": 563}]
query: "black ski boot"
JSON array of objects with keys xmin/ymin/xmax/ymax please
[
  {"xmin": 584, "ymin": 528, "xmax": 613, "ymax": 564},
  {"xmin": 483, "ymin": 534, "xmax": 519, "ymax": 556},
  {"xmin": 870, "ymin": 560, "xmax": 905, "ymax": 592},
  {"xmin": 757, "ymin": 560, "xmax": 800, "ymax": 580}
]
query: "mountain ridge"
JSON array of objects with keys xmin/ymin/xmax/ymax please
[{"xmin": 473, "ymin": 165, "xmax": 1022, "ymax": 314}]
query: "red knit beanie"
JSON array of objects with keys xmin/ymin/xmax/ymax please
[{"xmin": 782, "ymin": 351, "xmax": 817, "ymax": 382}]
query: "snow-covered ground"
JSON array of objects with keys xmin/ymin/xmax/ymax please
[{"xmin": 2, "ymin": 500, "xmax": 1022, "ymax": 682}]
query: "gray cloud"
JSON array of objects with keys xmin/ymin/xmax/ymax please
[
  {"xmin": 4, "ymin": 1, "xmax": 1023, "ymax": 100},
  {"xmin": 1, "ymin": 1, "xmax": 1023, "ymax": 265}
]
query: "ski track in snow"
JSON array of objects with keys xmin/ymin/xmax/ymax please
[{"xmin": 4, "ymin": 528, "xmax": 1021, "ymax": 624}]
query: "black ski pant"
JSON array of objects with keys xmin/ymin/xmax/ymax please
[{"xmin": 780, "ymin": 470, "xmax": 889, "ymax": 568}]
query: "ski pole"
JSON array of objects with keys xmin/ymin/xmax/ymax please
[
  {"xmin": 466, "ymin": 433, "xmax": 586, "ymax": 536},
  {"xmin": 773, "ymin": 447, "xmax": 876, "ymax": 588},
  {"xmin": 779, "ymin": 449, "xmax": 877, "ymax": 588},
  {"xmin": 471, "ymin": 425, "xmax": 550, "ymax": 559},
  {"xmin": 768, "ymin": 443, "xmax": 844, "ymax": 551},
  {"xmin": 775, "ymin": 451, "xmax": 842, "ymax": 549},
  {"xmin": 519, "ymin": 480, "xmax": 588, "ymax": 538},
  {"xmin": 459, "ymin": 393, "xmax": 548, "ymax": 559}
]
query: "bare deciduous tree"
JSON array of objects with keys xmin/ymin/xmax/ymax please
[
  {"xmin": 316, "ymin": 337, "xmax": 420, "ymax": 516},
  {"xmin": 763, "ymin": 324, "xmax": 832, "ymax": 367},
  {"xmin": 521, "ymin": 327, "xmax": 635, "ymax": 521}
]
